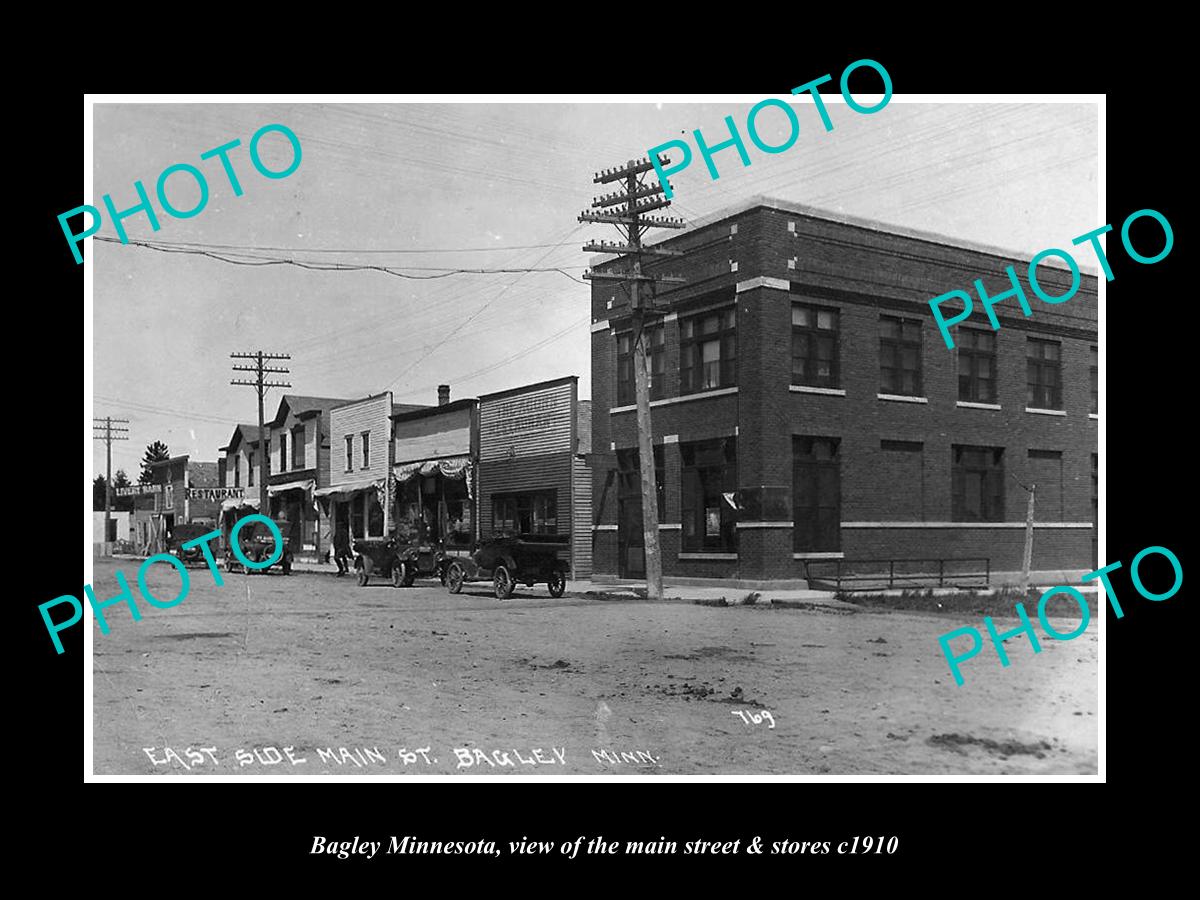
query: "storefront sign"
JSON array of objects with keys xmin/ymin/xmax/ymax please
[
  {"xmin": 115, "ymin": 484, "xmax": 162, "ymax": 497},
  {"xmin": 187, "ymin": 487, "xmax": 244, "ymax": 500}
]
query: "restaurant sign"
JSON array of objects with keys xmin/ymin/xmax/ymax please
[{"xmin": 186, "ymin": 487, "xmax": 244, "ymax": 501}]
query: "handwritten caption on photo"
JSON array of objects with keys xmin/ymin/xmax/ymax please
[{"xmin": 310, "ymin": 834, "xmax": 900, "ymax": 860}]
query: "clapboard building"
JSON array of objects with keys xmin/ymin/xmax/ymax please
[{"xmin": 589, "ymin": 197, "xmax": 1098, "ymax": 586}]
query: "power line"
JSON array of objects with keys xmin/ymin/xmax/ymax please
[{"xmin": 103, "ymin": 236, "xmax": 580, "ymax": 255}]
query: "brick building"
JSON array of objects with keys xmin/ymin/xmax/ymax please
[{"xmin": 589, "ymin": 197, "xmax": 1098, "ymax": 586}]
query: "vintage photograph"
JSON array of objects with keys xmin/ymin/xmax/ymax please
[{"xmin": 87, "ymin": 95, "xmax": 1100, "ymax": 776}]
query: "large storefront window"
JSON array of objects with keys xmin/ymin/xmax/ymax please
[
  {"xmin": 493, "ymin": 491, "xmax": 557, "ymax": 535},
  {"xmin": 616, "ymin": 446, "xmax": 665, "ymax": 520},
  {"xmin": 367, "ymin": 492, "xmax": 384, "ymax": 537},
  {"xmin": 680, "ymin": 438, "xmax": 737, "ymax": 552},
  {"xmin": 793, "ymin": 436, "xmax": 841, "ymax": 552}
]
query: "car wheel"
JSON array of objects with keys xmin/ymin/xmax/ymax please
[
  {"xmin": 402, "ymin": 563, "xmax": 416, "ymax": 587},
  {"xmin": 494, "ymin": 565, "xmax": 515, "ymax": 600},
  {"xmin": 357, "ymin": 567, "xmax": 369, "ymax": 587},
  {"xmin": 282, "ymin": 557, "xmax": 292, "ymax": 576},
  {"xmin": 224, "ymin": 556, "xmax": 235, "ymax": 573},
  {"xmin": 391, "ymin": 563, "xmax": 405, "ymax": 589},
  {"xmin": 446, "ymin": 562, "xmax": 465, "ymax": 594},
  {"xmin": 548, "ymin": 570, "xmax": 566, "ymax": 598}
]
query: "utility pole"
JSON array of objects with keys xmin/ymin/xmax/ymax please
[
  {"xmin": 580, "ymin": 156, "xmax": 685, "ymax": 602},
  {"xmin": 231, "ymin": 351, "xmax": 291, "ymax": 515},
  {"xmin": 93, "ymin": 416, "xmax": 129, "ymax": 548}
]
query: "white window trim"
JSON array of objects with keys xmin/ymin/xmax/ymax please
[
  {"xmin": 957, "ymin": 401, "xmax": 1002, "ymax": 410},
  {"xmin": 790, "ymin": 385, "xmax": 846, "ymax": 396},
  {"xmin": 794, "ymin": 552, "xmax": 845, "ymax": 560},
  {"xmin": 1026, "ymin": 407, "xmax": 1067, "ymax": 416},
  {"xmin": 737, "ymin": 521, "xmax": 794, "ymax": 529},
  {"xmin": 659, "ymin": 523, "xmax": 682, "ymax": 530},
  {"xmin": 877, "ymin": 393, "xmax": 929, "ymax": 404},
  {"xmin": 678, "ymin": 552, "xmax": 738, "ymax": 561}
]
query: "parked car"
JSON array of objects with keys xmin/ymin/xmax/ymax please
[
  {"xmin": 168, "ymin": 522, "xmax": 214, "ymax": 567},
  {"xmin": 445, "ymin": 533, "xmax": 569, "ymax": 599},
  {"xmin": 353, "ymin": 537, "xmax": 449, "ymax": 587},
  {"xmin": 224, "ymin": 516, "xmax": 293, "ymax": 575}
]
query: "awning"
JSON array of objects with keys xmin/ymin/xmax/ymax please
[
  {"xmin": 221, "ymin": 496, "xmax": 261, "ymax": 512},
  {"xmin": 394, "ymin": 456, "xmax": 472, "ymax": 482},
  {"xmin": 267, "ymin": 478, "xmax": 315, "ymax": 496},
  {"xmin": 314, "ymin": 475, "xmax": 385, "ymax": 498}
]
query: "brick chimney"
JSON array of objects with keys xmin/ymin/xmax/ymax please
[{"xmin": 437, "ymin": 384, "xmax": 450, "ymax": 406}]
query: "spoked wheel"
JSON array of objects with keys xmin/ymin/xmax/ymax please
[
  {"xmin": 446, "ymin": 562, "xmax": 465, "ymax": 594},
  {"xmin": 401, "ymin": 563, "xmax": 416, "ymax": 587},
  {"xmin": 494, "ymin": 565, "xmax": 515, "ymax": 600},
  {"xmin": 547, "ymin": 570, "xmax": 566, "ymax": 598},
  {"xmin": 391, "ymin": 563, "xmax": 405, "ymax": 588}
]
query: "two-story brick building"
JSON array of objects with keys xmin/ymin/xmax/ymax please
[{"xmin": 589, "ymin": 197, "xmax": 1098, "ymax": 587}]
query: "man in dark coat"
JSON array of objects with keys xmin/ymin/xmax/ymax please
[{"xmin": 334, "ymin": 523, "xmax": 351, "ymax": 576}]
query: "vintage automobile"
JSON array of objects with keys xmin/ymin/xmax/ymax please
[
  {"xmin": 224, "ymin": 516, "xmax": 294, "ymax": 575},
  {"xmin": 444, "ymin": 533, "xmax": 569, "ymax": 600},
  {"xmin": 168, "ymin": 522, "xmax": 215, "ymax": 567},
  {"xmin": 353, "ymin": 537, "xmax": 448, "ymax": 588}
]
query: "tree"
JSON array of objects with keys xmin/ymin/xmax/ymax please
[
  {"xmin": 93, "ymin": 475, "xmax": 108, "ymax": 511},
  {"xmin": 139, "ymin": 441, "xmax": 170, "ymax": 484}
]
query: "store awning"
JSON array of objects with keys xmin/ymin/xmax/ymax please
[
  {"xmin": 220, "ymin": 496, "xmax": 261, "ymax": 512},
  {"xmin": 267, "ymin": 478, "xmax": 315, "ymax": 496},
  {"xmin": 394, "ymin": 456, "xmax": 472, "ymax": 482},
  {"xmin": 314, "ymin": 475, "xmax": 385, "ymax": 499}
]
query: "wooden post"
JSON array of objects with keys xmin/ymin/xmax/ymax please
[{"xmin": 1021, "ymin": 483, "xmax": 1036, "ymax": 593}]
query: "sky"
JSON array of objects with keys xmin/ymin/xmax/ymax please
[{"xmin": 90, "ymin": 99, "xmax": 1098, "ymax": 477}]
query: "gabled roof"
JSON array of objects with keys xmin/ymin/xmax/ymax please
[
  {"xmin": 222, "ymin": 423, "xmax": 260, "ymax": 453},
  {"xmin": 268, "ymin": 395, "xmax": 352, "ymax": 427}
]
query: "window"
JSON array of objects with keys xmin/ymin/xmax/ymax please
[
  {"xmin": 880, "ymin": 316, "xmax": 922, "ymax": 396},
  {"xmin": 278, "ymin": 433, "xmax": 288, "ymax": 472},
  {"xmin": 233, "ymin": 457, "xmax": 241, "ymax": 488},
  {"xmin": 1027, "ymin": 338, "xmax": 1062, "ymax": 409},
  {"xmin": 366, "ymin": 492, "xmax": 384, "ymax": 537},
  {"xmin": 1089, "ymin": 345, "xmax": 1098, "ymax": 414},
  {"xmin": 292, "ymin": 425, "xmax": 305, "ymax": 469},
  {"xmin": 351, "ymin": 496, "xmax": 365, "ymax": 539},
  {"xmin": 680, "ymin": 308, "xmax": 736, "ymax": 394},
  {"xmin": 957, "ymin": 328, "xmax": 997, "ymax": 403},
  {"xmin": 616, "ymin": 446, "xmax": 666, "ymax": 521},
  {"xmin": 616, "ymin": 324, "xmax": 666, "ymax": 406},
  {"xmin": 493, "ymin": 491, "xmax": 557, "ymax": 535},
  {"xmin": 791, "ymin": 303, "xmax": 839, "ymax": 388},
  {"xmin": 361, "ymin": 432, "xmax": 370, "ymax": 469},
  {"xmin": 1028, "ymin": 449, "xmax": 1064, "ymax": 521},
  {"xmin": 794, "ymin": 437, "xmax": 841, "ymax": 551},
  {"xmin": 345, "ymin": 435, "xmax": 354, "ymax": 471},
  {"xmin": 248, "ymin": 451, "xmax": 256, "ymax": 486},
  {"xmin": 680, "ymin": 438, "xmax": 737, "ymax": 552},
  {"xmin": 952, "ymin": 445, "xmax": 1005, "ymax": 522},
  {"xmin": 265, "ymin": 440, "xmax": 271, "ymax": 475}
]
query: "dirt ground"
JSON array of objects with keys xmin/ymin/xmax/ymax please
[{"xmin": 90, "ymin": 557, "xmax": 1098, "ymax": 776}]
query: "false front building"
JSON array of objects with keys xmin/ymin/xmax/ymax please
[{"xmin": 589, "ymin": 197, "xmax": 1098, "ymax": 587}]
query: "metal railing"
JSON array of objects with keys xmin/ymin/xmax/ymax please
[{"xmin": 803, "ymin": 557, "xmax": 991, "ymax": 592}]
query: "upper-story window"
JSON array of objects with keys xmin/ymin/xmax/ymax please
[
  {"xmin": 233, "ymin": 456, "xmax": 241, "ymax": 488},
  {"xmin": 880, "ymin": 315, "xmax": 922, "ymax": 396},
  {"xmin": 680, "ymin": 308, "xmax": 736, "ymax": 394},
  {"xmin": 345, "ymin": 435, "xmax": 354, "ymax": 471},
  {"xmin": 278, "ymin": 433, "xmax": 288, "ymax": 472},
  {"xmin": 361, "ymin": 431, "xmax": 370, "ymax": 469},
  {"xmin": 1027, "ymin": 337, "xmax": 1063, "ymax": 410},
  {"xmin": 616, "ymin": 324, "xmax": 665, "ymax": 405},
  {"xmin": 791, "ymin": 303, "xmax": 839, "ymax": 389},
  {"xmin": 292, "ymin": 424, "xmax": 305, "ymax": 469},
  {"xmin": 957, "ymin": 327, "xmax": 997, "ymax": 403},
  {"xmin": 248, "ymin": 451, "xmax": 256, "ymax": 486}
]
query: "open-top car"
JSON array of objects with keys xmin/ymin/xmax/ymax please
[
  {"xmin": 353, "ymin": 537, "xmax": 448, "ymax": 587},
  {"xmin": 168, "ymin": 522, "xmax": 215, "ymax": 567},
  {"xmin": 224, "ymin": 516, "xmax": 293, "ymax": 575},
  {"xmin": 444, "ymin": 533, "xmax": 569, "ymax": 599}
]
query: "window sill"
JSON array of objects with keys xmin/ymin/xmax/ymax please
[
  {"xmin": 611, "ymin": 386, "xmax": 738, "ymax": 414},
  {"xmin": 1089, "ymin": 413, "xmax": 1099, "ymax": 420},
  {"xmin": 1026, "ymin": 407, "xmax": 1066, "ymax": 416},
  {"xmin": 790, "ymin": 385, "xmax": 846, "ymax": 396},
  {"xmin": 956, "ymin": 401, "xmax": 1001, "ymax": 410},
  {"xmin": 678, "ymin": 552, "xmax": 737, "ymax": 561},
  {"xmin": 877, "ymin": 393, "xmax": 928, "ymax": 404},
  {"xmin": 793, "ymin": 552, "xmax": 845, "ymax": 560},
  {"xmin": 659, "ymin": 523, "xmax": 682, "ymax": 530}
]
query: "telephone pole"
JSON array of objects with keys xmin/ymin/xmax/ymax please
[
  {"xmin": 93, "ymin": 416, "xmax": 130, "ymax": 546},
  {"xmin": 580, "ymin": 156, "xmax": 685, "ymax": 602},
  {"xmin": 231, "ymin": 351, "xmax": 291, "ymax": 515}
]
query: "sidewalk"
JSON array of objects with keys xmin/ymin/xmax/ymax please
[{"xmin": 570, "ymin": 579, "xmax": 845, "ymax": 608}]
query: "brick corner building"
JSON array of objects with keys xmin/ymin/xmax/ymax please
[{"xmin": 589, "ymin": 197, "xmax": 1099, "ymax": 587}]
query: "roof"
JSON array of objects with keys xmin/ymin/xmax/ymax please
[
  {"xmin": 390, "ymin": 397, "xmax": 476, "ymax": 422},
  {"xmin": 589, "ymin": 194, "xmax": 1097, "ymax": 275},
  {"xmin": 477, "ymin": 375, "xmax": 579, "ymax": 403},
  {"xmin": 223, "ymin": 424, "xmax": 260, "ymax": 453},
  {"xmin": 269, "ymin": 395, "xmax": 353, "ymax": 427}
]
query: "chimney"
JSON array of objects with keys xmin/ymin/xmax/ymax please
[{"xmin": 437, "ymin": 384, "xmax": 450, "ymax": 406}]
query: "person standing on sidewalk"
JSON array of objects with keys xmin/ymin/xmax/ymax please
[{"xmin": 334, "ymin": 523, "xmax": 351, "ymax": 576}]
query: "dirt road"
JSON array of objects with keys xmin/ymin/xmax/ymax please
[{"xmin": 90, "ymin": 557, "xmax": 1098, "ymax": 776}]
